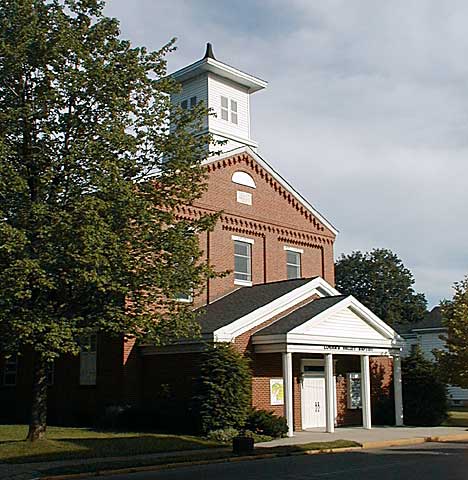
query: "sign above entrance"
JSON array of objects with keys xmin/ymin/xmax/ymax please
[
  {"xmin": 323, "ymin": 345, "xmax": 389, "ymax": 354},
  {"xmin": 283, "ymin": 344, "xmax": 399, "ymax": 356}
]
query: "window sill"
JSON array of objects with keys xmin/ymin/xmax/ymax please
[{"xmin": 234, "ymin": 279, "xmax": 253, "ymax": 287}]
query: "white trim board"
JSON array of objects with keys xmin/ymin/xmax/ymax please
[
  {"xmin": 255, "ymin": 343, "xmax": 400, "ymax": 356},
  {"xmin": 250, "ymin": 295, "xmax": 404, "ymax": 351},
  {"xmin": 289, "ymin": 296, "xmax": 399, "ymax": 340},
  {"xmin": 170, "ymin": 57, "xmax": 268, "ymax": 93},
  {"xmin": 213, "ymin": 277, "xmax": 340, "ymax": 342}
]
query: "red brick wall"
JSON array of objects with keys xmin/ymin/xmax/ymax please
[
  {"xmin": 141, "ymin": 353, "xmax": 202, "ymax": 416},
  {"xmin": 122, "ymin": 337, "xmax": 142, "ymax": 406},
  {"xmin": 0, "ymin": 335, "xmax": 127, "ymax": 425},
  {"xmin": 180, "ymin": 151, "xmax": 336, "ymax": 306}
]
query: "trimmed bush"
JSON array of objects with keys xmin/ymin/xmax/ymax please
[
  {"xmin": 402, "ymin": 347, "xmax": 448, "ymax": 426},
  {"xmin": 206, "ymin": 428, "xmax": 239, "ymax": 443},
  {"xmin": 206, "ymin": 428, "xmax": 273, "ymax": 444},
  {"xmin": 191, "ymin": 343, "xmax": 252, "ymax": 434},
  {"xmin": 246, "ymin": 408, "xmax": 288, "ymax": 438}
]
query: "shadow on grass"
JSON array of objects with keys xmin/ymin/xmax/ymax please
[{"xmin": 0, "ymin": 434, "xmax": 220, "ymax": 464}]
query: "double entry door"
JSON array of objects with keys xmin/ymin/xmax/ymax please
[
  {"xmin": 301, "ymin": 373, "xmax": 337, "ymax": 429},
  {"xmin": 302, "ymin": 375, "xmax": 326, "ymax": 428}
]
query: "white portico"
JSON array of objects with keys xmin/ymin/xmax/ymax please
[{"xmin": 252, "ymin": 295, "xmax": 405, "ymax": 437}]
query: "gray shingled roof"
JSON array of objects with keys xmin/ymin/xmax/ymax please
[
  {"xmin": 197, "ymin": 277, "xmax": 315, "ymax": 334},
  {"xmin": 253, "ymin": 295, "xmax": 348, "ymax": 336},
  {"xmin": 398, "ymin": 306, "xmax": 443, "ymax": 334}
]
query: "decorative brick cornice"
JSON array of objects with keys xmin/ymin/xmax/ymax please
[
  {"xmin": 222, "ymin": 224, "xmax": 265, "ymax": 238},
  {"xmin": 277, "ymin": 236, "xmax": 323, "ymax": 250},
  {"xmin": 174, "ymin": 205, "xmax": 334, "ymax": 246},
  {"xmin": 206, "ymin": 153, "xmax": 327, "ymax": 234}
]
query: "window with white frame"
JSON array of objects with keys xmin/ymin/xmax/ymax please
[
  {"xmin": 175, "ymin": 291, "xmax": 193, "ymax": 303},
  {"xmin": 220, "ymin": 96, "xmax": 238, "ymax": 124},
  {"xmin": 234, "ymin": 239, "xmax": 252, "ymax": 283},
  {"xmin": 221, "ymin": 95, "xmax": 229, "ymax": 121},
  {"xmin": 2, "ymin": 354, "xmax": 18, "ymax": 386},
  {"xmin": 80, "ymin": 334, "xmax": 97, "ymax": 386},
  {"xmin": 285, "ymin": 248, "xmax": 302, "ymax": 279},
  {"xmin": 230, "ymin": 99, "xmax": 238, "ymax": 124},
  {"xmin": 181, "ymin": 96, "xmax": 197, "ymax": 110}
]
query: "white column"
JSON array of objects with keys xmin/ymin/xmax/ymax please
[
  {"xmin": 282, "ymin": 352, "xmax": 294, "ymax": 437},
  {"xmin": 325, "ymin": 353, "xmax": 335, "ymax": 433},
  {"xmin": 360, "ymin": 355, "xmax": 372, "ymax": 429},
  {"xmin": 393, "ymin": 355, "xmax": 404, "ymax": 426}
]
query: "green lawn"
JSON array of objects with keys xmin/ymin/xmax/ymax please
[
  {"xmin": 444, "ymin": 408, "xmax": 468, "ymax": 427},
  {"xmin": 0, "ymin": 425, "xmax": 222, "ymax": 464}
]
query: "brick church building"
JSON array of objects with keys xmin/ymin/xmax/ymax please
[{"xmin": 1, "ymin": 45, "xmax": 405, "ymax": 436}]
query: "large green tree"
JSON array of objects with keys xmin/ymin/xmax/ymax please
[
  {"xmin": 0, "ymin": 0, "xmax": 216, "ymax": 440},
  {"xmin": 335, "ymin": 249, "xmax": 426, "ymax": 327},
  {"xmin": 435, "ymin": 276, "xmax": 468, "ymax": 389}
]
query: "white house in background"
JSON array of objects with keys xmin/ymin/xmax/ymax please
[
  {"xmin": 401, "ymin": 306, "xmax": 468, "ymax": 407},
  {"xmin": 170, "ymin": 43, "xmax": 267, "ymax": 153}
]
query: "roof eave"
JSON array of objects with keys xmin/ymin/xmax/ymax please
[{"xmin": 170, "ymin": 58, "xmax": 267, "ymax": 93}]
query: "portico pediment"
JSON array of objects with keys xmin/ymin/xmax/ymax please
[{"xmin": 252, "ymin": 295, "xmax": 403, "ymax": 352}]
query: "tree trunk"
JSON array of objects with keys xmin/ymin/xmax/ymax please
[{"xmin": 26, "ymin": 354, "xmax": 48, "ymax": 441}]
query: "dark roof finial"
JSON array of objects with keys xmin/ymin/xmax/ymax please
[{"xmin": 204, "ymin": 42, "xmax": 216, "ymax": 60}]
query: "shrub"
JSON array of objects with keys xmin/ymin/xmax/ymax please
[
  {"xmin": 191, "ymin": 343, "xmax": 252, "ymax": 434},
  {"xmin": 206, "ymin": 428, "xmax": 239, "ymax": 443},
  {"xmin": 402, "ymin": 347, "xmax": 448, "ymax": 426},
  {"xmin": 246, "ymin": 408, "xmax": 288, "ymax": 438}
]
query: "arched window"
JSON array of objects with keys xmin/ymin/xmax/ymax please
[{"xmin": 231, "ymin": 171, "xmax": 256, "ymax": 189}]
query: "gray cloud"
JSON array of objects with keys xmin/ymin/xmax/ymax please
[{"xmin": 105, "ymin": 0, "xmax": 468, "ymax": 306}]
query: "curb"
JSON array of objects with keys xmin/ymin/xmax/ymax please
[
  {"xmin": 361, "ymin": 432, "xmax": 468, "ymax": 450},
  {"xmin": 38, "ymin": 432, "xmax": 468, "ymax": 480},
  {"xmin": 360, "ymin": 437, "xmax": 427, "ymax": 449},
  {"xmin": 38, "ymin": 447, "xmax": 361, "ymax": 480}
]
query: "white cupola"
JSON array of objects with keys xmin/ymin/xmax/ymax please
[{"xmin": 170, "ymin": 43, "xmax": 267, "ymax": 153}]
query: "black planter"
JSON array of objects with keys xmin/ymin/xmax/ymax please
[{"xmin": 232, "ymin": 435, "xmax": 254, "ymax": 455}]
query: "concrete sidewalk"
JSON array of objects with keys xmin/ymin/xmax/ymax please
[{"xmin": 257, "ymin": 425, "xmax": 468, "ymax": 448}]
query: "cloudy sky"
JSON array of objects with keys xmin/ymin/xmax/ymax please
[{"xmin": 105, "ymin": 0, "xmax": 468, "ymax": 307}]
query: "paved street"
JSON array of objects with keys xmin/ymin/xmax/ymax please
[{"xmin": 88, "ymin": 441, "xmax": 468, "ymax": 480}]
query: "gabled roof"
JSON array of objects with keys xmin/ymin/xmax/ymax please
[
  {"xmin": 197, "ymin": 278, "xmax": 313, "ymax": 334},
  {"xmin": 199, "ymin": 276, "xmax": 340, "ymax": 342},
  {"xmin": 204, "ymin": 146, "xmax": 339, "ymax": 236},
  {"xmin": 398, "ymin": 306, "xmax": 444, "ymax": 335},
  {"xmin": 252, "ymin": 295, "xmax": 347, "ymax": 335},
  {"xmin": 252, "ymin": 294, "xmax": 404, "ymax": 350}
]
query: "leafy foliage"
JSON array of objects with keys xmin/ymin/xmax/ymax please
[
  {"xmin": 335, "ymin": 249, "xmax": 427, "ymax": 327},
  {"xmin": 192, "ymin": 344, "xmax": 252, "ymax": 434},
  {"xmin": 0, "ymin": 0, "xmax": 217, "ymax": 438},
  {"xmin": 245, "ymin": 409, "xmax": 288, "ymax": 438},
  {"xmin": 205, "ymin": 428, "xmax": 240, "ymax": 443},
  {"xmin": 402, "ymin": 347, "xmax": 448, "ymax": 426},
  {"xmin": 435, "ymin": 276, "xmax": 468, "ymax": 389}
]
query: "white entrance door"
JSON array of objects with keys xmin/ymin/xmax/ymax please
[{"xmin": 302, "ymin": 375, "xmax": 326, "ymax": 429}]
